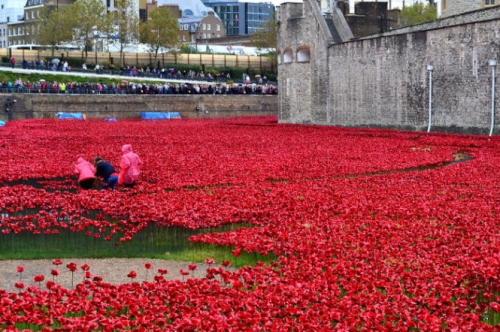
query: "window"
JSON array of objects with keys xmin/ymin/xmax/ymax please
[
  {"xmin": 297, "ymin": 48, "xmax": 310, "ymax": 62},
  {"xmin": 216, "ymin": 25, "xmax": 220, "ymax": 31},
  {"xmin": 283, "ymin": 50, "xmax": 293, "ymax": 63},
  {"xmin": 202, "ymin": 23, "xmax": 206, "ymax": 30},
  {"xmin": 207, "ymin": 24, "xmax": 211, "ymax": 30},
  {"xmin": 486, "ymin": 0, "xmax": 495, "ymax": 5}
]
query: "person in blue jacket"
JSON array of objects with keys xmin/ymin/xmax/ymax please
[{"xmin": 94, "ymin": 156, "xmax": 119, "ymax": 190}]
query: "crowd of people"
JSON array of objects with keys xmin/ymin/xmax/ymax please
[
  {"xmin": 4, "ymin": 57, "xmax": 278, "ymax": 95},
  {"xmin": 7, "ymin": 57, "xmax": 274, "ymax": 84},
  {"xmin": 0, "ymin": 78, "xmax": 278, "ymax": 95},
  {"xmin": 74, "ymin": 144, "xmax": 142, "ymax": 191}
]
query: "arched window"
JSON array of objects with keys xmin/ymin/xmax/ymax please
[
  {"xmin": 297, "ymin": 46, "xmax": 310, "ymax": 63},
  {"xmin": 283, "ymin": 49, "xmax": 293, "ymax": 63},
  {"xmin": 183, "ymin": 9, "xmax": 194, "ymax": 17}
]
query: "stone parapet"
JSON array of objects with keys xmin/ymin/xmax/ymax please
[{"xmin": 0, "ymin": 94, "xmax": 278, "ymax": 121}]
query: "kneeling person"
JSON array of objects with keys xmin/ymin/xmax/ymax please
[{"xmin": 94, "ymin": 156, "xmax": 119, "ymax": 190}]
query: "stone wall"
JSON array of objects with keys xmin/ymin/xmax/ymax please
[
  {"xmin": 441, "ymin": 0, "xmax": 484, "ymax": 18},
  {"xmin": 278, "ymin": 0, "xmax": 500, "ymax": 134},
  {"xmin": 0, "ymin": 94, "xmax": 278, "ymax": 121},
  {"xmin": 382, "ymin": 4, "xmax": 500, "ymax": 35},
  {"xmin": 278, "ymin": 0, "xmax": 332, "ymax": 124}
]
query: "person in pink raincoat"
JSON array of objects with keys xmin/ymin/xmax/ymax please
[
  {"xmin": 74, "ymin": 157, "xmax": 96, "ymax": 190},
  {"xmin": 118, "ymin": 144, "xmax": 142, "ymax": 188}
]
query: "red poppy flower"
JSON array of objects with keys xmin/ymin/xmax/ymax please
[
  {"xmin": 66, "ymin": 262, "xmax": 77, "ymax": 272},
  {"xmin": 34, "ymin": 275, "xmax": 45, "ymax": 283}
]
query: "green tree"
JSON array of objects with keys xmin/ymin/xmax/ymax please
[
  {"xmin": 32, "ymin": 6, "xmax": 75, "ymax": 55},
  {"xmin": 110, "ymin": 0, "xmax": 140, "ymax": 65},
  {"xmin": 400, "ymin": 3, "xmax": 437, "ymax": 26},
  {"xmin": 139, "ymin": 6, "xmax": 181, "ymax": 62},
  {"xmin": 68, "ymin": 0, "xmax": 113, "ymax": 59},
  {"xmin": 249, "ymin": 14, "xmax": 277, "ymax": 69}
]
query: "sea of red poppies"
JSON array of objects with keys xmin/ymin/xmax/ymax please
[{"xmin": 1, "ymin": 116, "xmax": 500, "ymax": 330}]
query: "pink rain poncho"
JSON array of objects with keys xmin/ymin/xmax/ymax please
[
  {"xmin": 74, "ymin": 157, "xmax": 96, "ymax": 183},
  {"xmin": 119, "ymin": 144, "xmax": 142, "ymax": 185}
]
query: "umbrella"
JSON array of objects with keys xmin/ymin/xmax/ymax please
[
  {"xmin": 52, "ymin": 58, "xmax": 60, "ymax": 64},
  {"xmin": 168, "ymin": 68, "xmax": 174, "ymax": 71},
  {"xmin": 121, "ymin": 79, "xmax": 128, "ymax": 83},
  {"xmin": 39, "ymin": 79, "xmax": 46, "ymax": 82}
]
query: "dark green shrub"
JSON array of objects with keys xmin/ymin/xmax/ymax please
[
  {"xmin": 66, "ymin": 57, "xmax": 84, "ymax": 68},
  {"xmin": 163, "ymin": 63, "xmax": 202, "ymax": 73}
]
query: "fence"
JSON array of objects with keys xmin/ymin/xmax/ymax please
[{"xmin": 0, "ymin": 48, "xmax": 275, "ymax": 72}]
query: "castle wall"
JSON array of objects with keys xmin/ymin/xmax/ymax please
[
  {"xmin": 278, "ymin": 1, "xmax": 500, "ymax": 134},
  {"xmin": 0, "ymin": 94, "xmax": 277, "ymax": 121},
  {"xmin": 441, "ymin": 0, "xmax": 484, "ymax": 18},
  {"xmin": 278, "ymin": 0, "xmax": 333, "ymax": 124}
]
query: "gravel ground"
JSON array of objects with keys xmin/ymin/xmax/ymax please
[{"xmin": 0, "ymin": 258, "xmax": 234, "ymax": 293}]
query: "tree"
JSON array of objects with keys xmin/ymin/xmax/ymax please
[
  {"xmin": 249, "ymin": 14, "xmax": 277, "ymax": 69},
  {"xmin": 32, "ymin": 6, "xmax": 74, "ymax": 55},
  {"xmin": 400, "ymin": 3, "xmax": 437, "ymax": 26},
  {"xmin": 139, "ymin": 6, "xmax": 181, "ymax": 63},
  {"xmin": 68, "ymin": 0, "xmax": 113, "ymax": 59},
  {"xmin": 110, "ymin": 0, "xmax": 140, "ymax": 65}
]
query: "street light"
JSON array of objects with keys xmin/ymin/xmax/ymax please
[
  {"xmin": 93, "ymin": 30, "xmax": 101, "ymax": 65},
  {"xmin": 5, "ymin": 95, "xmax": 17, "ymax": 121},
  {"xmin": 427, "ymin": 64, "xmax": 433, "ymax": 133},
  {"xmin": 489, "ymin": 59, "xmax": 497, "ymax": 136}
]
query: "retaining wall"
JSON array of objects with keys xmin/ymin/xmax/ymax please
[{"xmin": 0, "ymin": 94, "xmax": 278, "ymax": 121}]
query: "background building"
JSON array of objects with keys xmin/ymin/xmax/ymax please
[
  {"xmin": 179, "ymin": 11, "xmax": 226, "ymax": 44},
  {"xmin": 201, "ymin": 0, "xmax": 274, "ymax": 36},
  {"xmin": 157, "ymin": 0, "xmax": 218, "ymax": 18},
  {"xmin": 0, "ymin": 1, "xmax": 25, "ymax": 48},
  {"xmin": 440, "ymin": 0, "xmax": 498, "ymax": 17}
]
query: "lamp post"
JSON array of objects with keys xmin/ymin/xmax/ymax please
[
  {"xmin": 5, "ymin": 95, "xmax": 17, "ymax": 121},
  {"xmin": 93, "ymin": 30, "xmax": 99, "ymax": 65},
  {"xmin": 427, "ymin": 64, "xmax": 433, "ymax": 133},
  {"xmin": 489, "ymin": 59, "xmax": 497, "ymax": 136}
]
